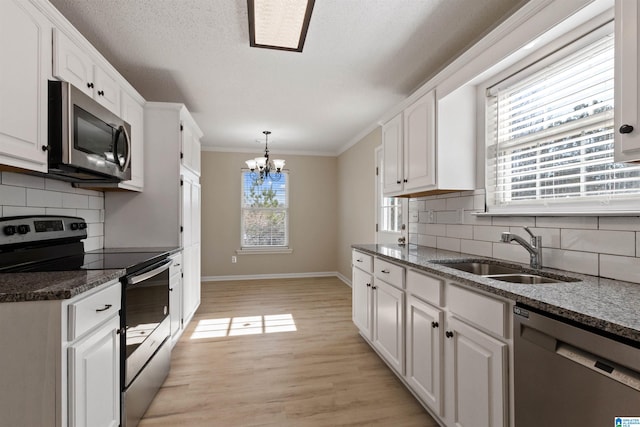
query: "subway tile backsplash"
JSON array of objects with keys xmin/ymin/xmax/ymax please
[
  {"xmin": 0, "ymin": 172, "xmax": 104, "ymax": 251},
  {"xmin": 409, "ymin": 189, "xmax": 640, "ymax": 282}
]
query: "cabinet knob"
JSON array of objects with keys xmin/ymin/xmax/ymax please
[
  {"xmin": 98, "ymin": 90, "xmax": 105, "ymax": 96},
  {"xmin": 396, "ymin": 180, "xmax": 401, "ymax": 184},
  {"xmin": 445, "ymin": 331, "xmax": 454, "ymax": 338},
  {"xmin": 620, "ymin": 124, "xmax": 634, "ymax": 134},
  {"xmin": 403, "ymin": 179, "xmax": 408, "ymax": 183},
  {"xmin": 372, "ymin": 286, "xmax": 377, "ymax": 290},
  {"xmin": 366, "ymin": 283, "xmax": 371, "ymax": 287},
  {"xmin": 41, "ymin": 145, "xmax": 49, "ymax": 152},
  {"xmin": 87, "ymin": 82, "xmax": 94, "ymax": 88},
  {"xmin": 169, "ymin": 287, "xmax": 174, "ymax": 291},
  {"xmin": 431, "ymin": 321, "xmax": 439, "ymax": 328}
]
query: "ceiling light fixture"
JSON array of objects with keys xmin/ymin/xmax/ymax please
[
  {"xmin": 247, "ymin": 0, "xmax": 315, "ymax": 52},
  {"xmin": 245, "ymin": 131, "xmax": 285, "ymax": 185}
]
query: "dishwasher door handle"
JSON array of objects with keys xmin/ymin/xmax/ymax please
[{"xmin": 556, "ymin": 342, "xmax": 640, "ymax": 392}]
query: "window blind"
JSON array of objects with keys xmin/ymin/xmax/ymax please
[
  {"xmin": 486, "ymin": 30, "xmax": 640, "ymax": 211},
  {"xmin": 241, "ymin": 172, "xmax": 288, "ymax": 247}
]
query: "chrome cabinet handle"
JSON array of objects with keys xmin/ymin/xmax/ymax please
[{"xmin": 96, "ymin": 304, "xmax": 112, "ymax": 312}]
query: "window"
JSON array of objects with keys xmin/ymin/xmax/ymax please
[
  {"xmin": 241, "ymin": 171, "xmax": 289, "ymax": 248},
  {"xmin": 485, "ymin": 24, "xmax": 640, "ymax": 213},
  {"xmin": 380, "ymin": 196, "xmax": 403, "ymax": 233}
]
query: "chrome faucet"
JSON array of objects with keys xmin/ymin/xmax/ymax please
[{"xmin": 500, "ymin": 227, "xmax": 542, "ymax": 269}]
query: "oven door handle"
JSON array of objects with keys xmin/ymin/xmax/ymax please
[{"xmin": 127, "ymin": 258, "xmax": 172, "ymax": 285}]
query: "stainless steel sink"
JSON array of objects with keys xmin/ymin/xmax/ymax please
[
  {"xmin": 437, "ymin": 261, "xmax": 522, "ymax": 276},
  {"xmin": 484, "ymin": 274, "xmax": 560, "ymax": 284},
  {"xmin": 433, "ymin": 260, "xmax": 579, "ymax": 284}
]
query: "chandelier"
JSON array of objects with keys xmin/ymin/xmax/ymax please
[{"xmin": 245, "ymin": 131, "xmax": 285, "ymax": 185}]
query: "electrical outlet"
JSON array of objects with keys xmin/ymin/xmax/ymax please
[
  {"xmin": 428, "ymin": 209, "xmax": 435, "ymax": 224},
  {"xmin": 231, "ymin": 256, "xmax": 237, "ymax": 264}
]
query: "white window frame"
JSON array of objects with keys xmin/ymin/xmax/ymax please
[
  {"xmin": 238, "ymin": 170, "xmax": 292, "ymax": 254},
  {"xmin": 480, "ymin": 15, "xmax": 640, "ymax": 215}
]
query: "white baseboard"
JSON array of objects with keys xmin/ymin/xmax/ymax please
[
  {"xmin": 335, "ymin": 272, "xmax": 351, "ymax": 287},
  {"xmin": 202, "ymin": 271, "xmax": 349, "ymax": 282}
]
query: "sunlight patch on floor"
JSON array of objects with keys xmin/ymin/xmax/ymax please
[{"xmin": 190, "ymin": 313, "xmax": 297, "ymax": 339}]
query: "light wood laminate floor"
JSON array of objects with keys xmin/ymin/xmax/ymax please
[{"xmin": 140, "ymin": 277, "xmax": 438, "ymax": 427}]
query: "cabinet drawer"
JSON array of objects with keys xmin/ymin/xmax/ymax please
[
  {"xmin": 447, "ymin": 284, "xmax": 506, "ymax": 338},
  {"xmin": 406, "ymin": 269, "xmax": 443, "ymax": 306},
  {"xmin": 68, "ymin": 281, "xmax": 121, "ymax": 341},
  {"xmin": 374, "ymin": 258, "xmax": 404, "ymax": 289},
  {"xmin": 352, "ymin": 250, "xmax": 373, "ymax": 273}
]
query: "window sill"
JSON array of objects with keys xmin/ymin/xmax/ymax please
[{"xmin": 236, "ymin": 247, "xmax": 293, "ymax": 255}]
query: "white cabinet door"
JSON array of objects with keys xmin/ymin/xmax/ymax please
[
  {"xmin": 53, "ymin": 28, "xmax": 120, "ymax": 115},
  {"xmin": 119, "ymin": 91, "xmax": 144, "ymax": 191},
  {"xmin": 382, "ymin": 113, "xmax": 404, "ymax": 195},
  {"xmin": 615, "ymin": 0, "xmax": 640, "ymax": 161},
  {"xmin": 93, "ymin": 64, "xmax": 120, "ymax": 115},
  {"xmin": 352, "ymin": 267, "xmax": 373, "ymax": 339},
  {"xmin": 406, "ymin": 296, "xmax": 444, "ymax": 416},
  {"xmin": 68, "ymin": 315, "xmax": 120, "ymax": 427},
  {"xmin": 52, "ymin": 28, "xmax": 93, "ymax": 97},
  {"xmin": 372, "ymin": 279, "xmax": 405, "ymax": 374},
  {"xmin": 169, "ymin": 257, "xmax": 183, "ymax": 343},
  {"xmin": 181, "ymin": 121, "xmax": 201, "ymax": 176},
  {"xmin": 0, "ymin": 0, "xmax": 50, "ymax": 173},
  {"xmin": 403, "ymin": 90, "xmax": 436, "ymax": 191},
  {"xmin": 445, "ymin": 316, "xmax": 507, "ymax": 427}
]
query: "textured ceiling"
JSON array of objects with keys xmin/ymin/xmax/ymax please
[{"xmin": 48, "ymin": 0, "xmax": 527, "ymax": 155}]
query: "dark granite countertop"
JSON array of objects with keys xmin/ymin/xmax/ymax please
[
  {"xmin": 353, "ymin": 243, "xmax": 640, "ymax": 344},
  {"xmin": 0, "ymin": 270, "xmax": 125, "ymax": 303}
]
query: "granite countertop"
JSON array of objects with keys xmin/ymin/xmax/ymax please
[
  {"xmin": 0, "ymin": 270, "xmax": 125, "ymax": 303},
  {"xmin": 353, "ymin": 243, "xmax": 640, "ymax": 344}
]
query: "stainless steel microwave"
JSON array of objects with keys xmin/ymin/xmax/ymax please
[{"xmin": 48, "ymin": 80, "xmax": 131, "ymax": 182}]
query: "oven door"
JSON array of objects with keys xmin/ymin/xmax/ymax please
[{"xmin": 123, "ymin": 258, "xmax": 171, "ymax": 387}]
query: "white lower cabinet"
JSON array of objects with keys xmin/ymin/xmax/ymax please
[
  {"xmin": 352, "ymin": 265, "xmax": 373, "ymax": 339},
  {"xmin": 352, "ymin": 257, "xmax": 511, "ymax": 427},
  {"xmin": 444, "ymin": 316, "xmax": 507, "ymax": 427},
  {"xmin": 169, "ymin": 251, "xmax": 184, "ymax": 345},
  {"xmin": 0, "ymin": 279, "xmax": 121, "ymax": 427},
  {"xmin": 68, "ymin": 315, "xmax": 120, "ymax": 427},
  {"xmin": 372, "ymin": 278, "xmax": 405, "ymax": 374},
  {"xmin": 406, "ymin": 295, "xmax": 444, "ymax": 416}
]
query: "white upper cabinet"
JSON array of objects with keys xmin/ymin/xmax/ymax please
[
  {"xmin": 403, "ymin": 90, "xmax": 436, "ymax": 192},
  {"xmin": 53, "ymin": 28, "xmax": 121, "ymax": 115},
  {"xmin": 118, "ymin": 90, "xmax": 145, "ymax": 191},
  {"xmin": 614, "ymin": 0, "xmax": 640, "ymax": 162},
  {"xmin": 0, "ymin": 0, "xmax": 51, "ymax": 173},
  {"xmin": 181, "ymin": 118, "xmax": 202, "ymax": 176},
  {"xmin": 382, "ymin": 113, "xmax": 404, "ymax": 194},
  {"xmin": 382, "ymin": 88, "xmax": 475, "ymax": 197}
]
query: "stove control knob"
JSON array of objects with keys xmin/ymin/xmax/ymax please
[
  {"xmin": 3, "ymin": 225, "xmax": 17, "ymax": 236},
  {"xmin": 70, "ymin": 223, "xmax": 79, "ymax": 230},
  {"xmin": 17, "ymin": 224, "xmax": 31, "ymax": 235},
  {"xmin": 78, "ymin": 222, "xmax": 87, "ymax": 230}
]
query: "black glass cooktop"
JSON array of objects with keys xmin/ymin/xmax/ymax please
[{"xmin": 2, "ymin": 247, "xmax": 176, "ymax": 273}]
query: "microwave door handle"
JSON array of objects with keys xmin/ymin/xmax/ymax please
[{"xmin": 121, "ymin": 124, "xmax": 131, "ymax": 173}]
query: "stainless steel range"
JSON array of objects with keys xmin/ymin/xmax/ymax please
[{"xmin": 0, "ymin": 215, "xmax": 175, "ymax": 427}]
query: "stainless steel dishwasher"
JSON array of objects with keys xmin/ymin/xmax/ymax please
[{"xmin": 514, "ymin": 305, "xmax": 640, "ymax": 426}]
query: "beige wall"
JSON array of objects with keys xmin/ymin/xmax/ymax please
[
  {"xmin": 201, "ymin": 151, "xmax": 338, "ymax": 277},
  {"xmin": 336, "ymin": 128, "xmax": 381, "ymax": 280}
]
